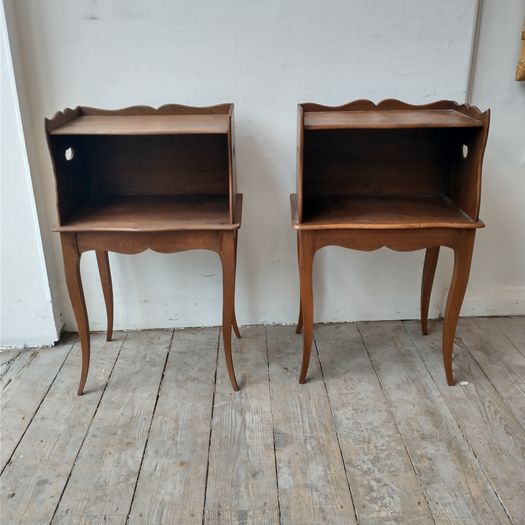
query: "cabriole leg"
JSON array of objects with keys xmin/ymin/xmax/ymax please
[
  {"xmin": 232, "ymin": 230, "xmax": 241, "ymax": 339},
  {"xmin": 61, "ymin": 233, "xmax": 90, "ymax": 395},
  {"xmin": 298, "ymin": 232, "xmax": 315, "ymax": 384},
  {"xmin": 96, "ymin": 251, "xmax": 114, "ymax": 341},
  {"xmin": 295, "ymin": 232, "xmax": 303, "ymax": 334},
  {"xmin": 420, "ymin": 247, "xmax": 440, "ymax": 335},
  {"xmin": 442, "ymin": 232, "xmax": 475, "ymax": 386},
  {"xmin": 219, "ymin": 232, "xmax": 240, "ymax": 391}
]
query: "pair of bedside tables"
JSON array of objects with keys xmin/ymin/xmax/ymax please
[{"xmin": 46, "ymin": 100, "xmax": 489, "ymax": 394}]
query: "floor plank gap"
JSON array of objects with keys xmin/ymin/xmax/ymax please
[
  {"xmin": 0, "ymin": 339, "xmax": 75, "ymax": 477},
  {"xmin": 51, "ymin": 330, "xmax": 173, "ymax": 524},
  {"xmin": 48, "ymin": 333, "xmax": 128, "ymax": 525},
  {"xmin": 314, "ymin": 337, "xmax": 360, "ymax": 525},
  {"xmin": 200, "ymin": 329, "xmax": 221, "ymax": 525},
  {"xmin": 401, "ymin": 321, "xmax": 515, "ymax": 524},
  {"xmin": 2, "ymin": 318, "xmax": 523, "ymax": 525},
  {"xmin": 353, "ymin": 322, "xmax": 436, "ymax": 525},
  {"xmin": 456, "ymin": 331, "xmax": 525, "ymax": 435},
  {"xmin": 0, "ymin": 349, "xmax": 22, "ymax": 379},
  {"xmin": 265, "ymin": 326, "xmax": 282, "ymax": 525},
  {"xmin": 357, "ymin": 320, "xmax": 510, "ymax": 524},
  {"xmin": 125, "ymin": 329, "xmax": 175, "ymax": 524}
]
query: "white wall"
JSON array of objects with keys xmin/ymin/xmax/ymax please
[
  {"xmin": 0, "ymin": 3, "xmax": 59, "ymax": 346},
  {"xmin": 463, "ymin": 0, "xmax": 525, "ymax": 315},
  {"xmin": 4, "ymin": 0, "xmax": 523, "ymax": 338}
]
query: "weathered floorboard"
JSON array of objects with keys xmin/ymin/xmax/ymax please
[
  {"xmin": 128, "ymin": 328, "xmax": 219, "ymax": 525},
  {"xmin": 358, "ymin": 320, "xmax": 511, "ymax": 525},
  {"xmin": 405, "ymin": 320, "xmax": 525, "ymax": 523},
  {"xmin": 267, "ymin": 325, "xmax": 357, "ymax": 525},
  {"xmin": 490, "ymin": 316, "xmax": 525, "ymax": 356},
  {"xmin": 0, "ymin": 348, "xmax": 21, "ymax": 379},
  {"xmin": 456, "ymin": 317, "xmax": 525, "ymax": 428},
  {"xmin": 316, "ymin": 323, "xmax": 434, "ymax": 525},
  {"xmin": 51, "ymin": 330, "xmax": 172, "ymax": 525},
  {"xmin": 0, "ymin": 334, "xmax": 125, "ymax": 525},
  {"xmin": 1, "ymin": 319, "xmax": 524, "ymax": 525},
  {"xmin": 0, "ymin": 338, "xmax": 74, "ymax": 472},
  {"xmin": 204, "ymin": 326, "xmax": 279, "ymax": 524}
]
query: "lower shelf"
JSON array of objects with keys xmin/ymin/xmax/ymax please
[
  {"xmin": 54, "ymin": 195, "xmax": 242, "ymax": 232},
  {"xmin": 291, "ymin": 194, "xmax": 483, "ymax": 230}
]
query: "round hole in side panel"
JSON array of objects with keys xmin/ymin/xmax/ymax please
[
  {"xmin": 65, "ymin": 147, "xmax": 75, "ymax": 161},
  {"xmin": 461, "ymin": 144, "xmax": 468, "ymax": 159}
]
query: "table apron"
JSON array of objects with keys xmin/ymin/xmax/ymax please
[
  {"xmin": 300, "ymin": 228, "xmax": 474, "ymax": 253},
  {"xmin": 75, "ymin": 230, "xmax": 225, "ymax": 255}
]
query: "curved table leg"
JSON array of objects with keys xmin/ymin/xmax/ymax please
[
  {"xmin": 220, "ymin": 232, "xmax": 240, "ymax": 391},
  {"xmin": 298, "ymin": 232, "xmax": 315, "ymax": 384},
  {"xmin": 232, "ymin": 230, "xmax": 241, "ymax": 339},
  {"xmin": 61, "ymin": 234, "xmax": 90, "ymax": 395},
  {"xmin": 96, "ymin": 251, "xmax": 114, "ymax": 342},
  {"xmin": 295, "ymin": 232, "xmax": 303, "ymax": 334},
  {"xmin": 232, "ymin": 313, "xmax": 241, "ymax": 339},
  {"xmin": 442, "ymin": 232, "xmax": 475, "ymax": 386},
  {"xmin": 420, "ymin": 247, "xmax": 440, "ymax": 335},
  {"xmin": 296, "ymin": 306, "xmax": 303, "ymax": 334}
]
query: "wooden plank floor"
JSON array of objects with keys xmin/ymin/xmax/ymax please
[{"xmin": 1, "ymin": 317, "xmax": 524, "ymax": 525}]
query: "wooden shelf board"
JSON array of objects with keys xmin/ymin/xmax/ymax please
[
  {"xmin": 50, "ymin": 114, "xmax": 230, "ymax": 135},
  {"xmin": 54, "ymin": 194, "xmax": 242, "ymax": 232},
  {"xmin": 290, "ymin": 193, "xmax": 483, "ymax": 230},
  {"xmin": 304, "ymin": 110, "xmax": 483, "ymax": 130}
]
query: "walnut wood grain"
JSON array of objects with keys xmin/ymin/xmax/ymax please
[
  {"xmin": 300, "ymin": 98, "xmax": 487, "ymax": 119},
  {"xmin": 53, "ymin": 195, "xmax": 242, "ymax": 232},
  {"xmin": 60, "ymin": 234, "xmax": 90, "ymax": 395},
  {"xmin": 95, "ymin": 251, "xmax": 113, "ymax": 342},
  {"xmin": 442, "ymin": 232, "xmax": 475, "ymax": 385},
  {"xmin": 50, "ymin": 114, "xmax": 229, "ymax": 135},
  {"xmin": 291, "ymin": 194, "xmax": 484, "ymax": 230},
  {"xmin": 304, "ymin": 110, "xmax": 483, "ymax": 130},
  {"xmin": 48, "ymin": 104, "xmax": 242, "ymax": 393},
  {"xmin": 420, "ymin": 247, "xmax": 440, "ymax": 336},
  {"xmin": 232, "ymin": 230, "xmax": 241, "ymax": 340},
  {"xmin": 293, "ymin": 99, "xmax": 489, "ymax": 386},
  {"xmin": 60, "ymin": 229, "xmax": 241, "ymax": 394},
  {"xmin": 47, "ymin": 104, "xmax": 237, "ymax": 229},
  {"xmin": 219, "ymin": 232, "xmax": 239, "ymax": 391},
  {"xmin": 295, "ymin": 232, "xmax": 303, "ymax": 335},
  {"xmin": 45, "ymin": 103, "xmax": 231, "ymax": 132},
  {"xmin": 298, "ymin": 232, "xmax": 314, "ymax": 384}
]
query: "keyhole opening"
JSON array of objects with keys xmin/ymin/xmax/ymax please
[{"xmin": 65, "ymin": 147, "xmax": 75, "ymax": 161}]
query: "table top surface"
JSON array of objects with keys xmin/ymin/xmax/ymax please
[
  {"xmin": 50, "ymin": 114, "xmax": 230, "ymax": 135},
  {"xmin": 303, "ymin": 110, "xmax": 484, "ymax": 130}
]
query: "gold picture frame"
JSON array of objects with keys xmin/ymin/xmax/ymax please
[{"xmin": 517, "ymin": 20, "xmax": 525, "ymax": 81}]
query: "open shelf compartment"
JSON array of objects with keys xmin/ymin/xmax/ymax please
[
  {"xmin": 46, "ymin": 104, "xmax": 239, "ymax": 231},
  {"xmin": 294, "ymin": 100, "xmax": 489, "ymax": 229},
  {"xmin": 55, "ymin": 194, "xmax": 242, "ymax": 232},
  {"xmin": 291, "ymin": 193, "xmax": 481, "ymax": 230}
]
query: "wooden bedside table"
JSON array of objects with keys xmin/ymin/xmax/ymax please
[
  {"xmin": 46, "ymin": 104, "xmax": 242, "ymax": 394},
  {"xmin": 291, "ymin": 99, "xmax": 489, "ymax": 386}
]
